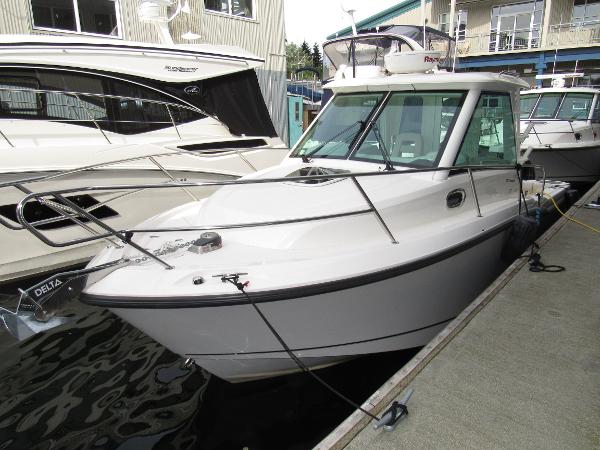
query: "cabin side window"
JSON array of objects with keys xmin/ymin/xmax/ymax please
[
  {"xmin": 0, "ymin": 68, "xmax": 206, "ymax": 135},
  {"xmin": 30, "ymin": 0, "xmax": 121, "ymax": 37},
  {"xmin": 455, "ymin": 93, "xmax": 516, "ymax": 166},
  {"xmin": 593, "ymin": 97, "xmax": 600, "ymax": 122},
  {"xmin": 0, "ymin": 78, "xmax": 43, "ymax": 117}
]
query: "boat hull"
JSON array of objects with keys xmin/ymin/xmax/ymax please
[
  {"xmin": 94, "ymin": 225, "xmax": 511, "ymax": 382},
  {"xmin": 527, "ymin": 145, "xmax": 600, "ymax": 183}
]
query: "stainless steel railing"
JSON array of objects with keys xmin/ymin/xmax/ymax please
[
  {"xmin": 0, "ymin": 146, "xmax": 270, "ymax": 237},
  {"xmin": 14, "ymin": 164, "xmax": 519, "ymax": 270},
  {"xmin": 520, "ymin": 119, "xmax": 590, "ymax": 145},
  {"xmin": 0, "ymin": 86, "xmax": 211, "ymax": 146}
]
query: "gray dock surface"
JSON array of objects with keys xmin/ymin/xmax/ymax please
[{"xmin": 318, "ymin": 182, "xmax": 600, "ymax": 450}]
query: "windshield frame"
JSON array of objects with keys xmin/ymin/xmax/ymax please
[
  {"xmin": 290, "ymin": 90, "xmax": 468, "ymax": 168},
  {"xmin": 289, "ymin": 91, "xmax": 387, "ymax": 161}
]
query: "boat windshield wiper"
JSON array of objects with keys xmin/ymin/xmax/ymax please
[
  {"xmin": 300, "ymin": 120, "xmax": 365, "ymax": 163},
  {"xmin": 371, "ymin": 122, "xmax": 395, "ymax": 171}
]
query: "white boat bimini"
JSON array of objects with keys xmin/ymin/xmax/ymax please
[
  {"xmin": 9, "ymin": 33, "xmax": 554, "ymax": 382},
  {"xmin": 520, "ymin": 76, "xmax": 600, "ymax": 183}
]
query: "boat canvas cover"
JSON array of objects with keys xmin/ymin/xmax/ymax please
[
  {"xmin": 160, "ymin": 69, "xmax": 277, "ymax": 138},
  {"xmin": 357, "ymin": 25, "xmax": 455, "ymax": 68}
]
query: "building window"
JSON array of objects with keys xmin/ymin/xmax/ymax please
[
  {"xmin": 438, "ymin": 11, "xmax": 468, "ymax": 41},
  {"xmin": 489, "ymin": 1, "xmax": 543, "ymax": 52},
  {"xmin": 204, "ymin": 0, "xmax": 254, "ymax": 19},
  {"xmin": 30, "ymin": 0, "xmax": 120, "ymax": 37},
  {"xmin": 573, "ymin": 0, "xmax": 600, "ymax": 25}
]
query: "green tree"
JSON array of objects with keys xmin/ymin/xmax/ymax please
[
  {"xmin": 286, "ymin": 42, "xmax": 313, "ymax": 79},
  {"xmin": 312, "ymin": 42, "xmax": 323, "ymax": 76},
  {"xmin": 300, "ymin": 40, "xmax": 311, "ymax": 60}
]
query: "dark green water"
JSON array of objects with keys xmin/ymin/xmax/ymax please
[{"xmin": 0, "ymin": 293, "xmax": 418, "ymax": 450}]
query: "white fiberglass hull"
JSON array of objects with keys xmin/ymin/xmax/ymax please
[
  {"xmin": 0, "ymin": 147, "xmax": 288, "ymax": 282},
  {"xmin": 84, "ymin": 222, "xmax": 511, "ymax": 382},
  {"xmin": 526, "ymin": 144, "xmax": 600, "ymax": 183}
]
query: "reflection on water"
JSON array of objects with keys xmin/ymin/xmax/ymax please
[
  {"xmin": 0, "ymin": 305, "xmax": 210, "ymax": 450},
  {"xmin": 0, "ymin": 294, "xmax": 418, "ymax": 450}
]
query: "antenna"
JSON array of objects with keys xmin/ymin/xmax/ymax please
[
  {"xmin": 552, "ymin": 12, "xmax": 563, "ymax": 75},
  {"xmin": 341, "ymin": 0, "xmax": 359, "ymax": 36}
]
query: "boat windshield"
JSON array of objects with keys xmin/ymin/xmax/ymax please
[
  {"xmin": 291, "ymin": 91, "xmax": 465, "ymax": 167},
  {"xmin": 524, "ymin": 92, "xmax": 594, "ymax": 120},
  {"xmin": 556, "ymin": 93, "xmax": 594, "ymax": 120},
  {"xmin": 519, "ymin": 93, "xmax": 539, "ymax": 119}
]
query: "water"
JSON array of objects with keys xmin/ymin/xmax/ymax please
[{"xmin": 0, "ymin": 293, "xmax": 418, "ymax": 450}]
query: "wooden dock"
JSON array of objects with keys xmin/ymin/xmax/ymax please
[{"xmin": 316, "ymin": 181, "xmax": 600, "ymax": 450}]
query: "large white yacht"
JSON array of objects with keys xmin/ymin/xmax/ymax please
[
  {"xmin": 6, "ymin": 30, "xmax": 566, "ymax": 382},
  {"xmin": 520, "ymin": 78, "xmax": 600, "ymax": 183},
  {"xmin": 0, "ymin": 34, "xmax": 287, "ymax": 281}
]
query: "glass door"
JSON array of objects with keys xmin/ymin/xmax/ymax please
[{"xmin": 490, "ymin": 1, "xmax": 543, "ymax": 52}]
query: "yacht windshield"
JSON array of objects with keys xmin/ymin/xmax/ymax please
[
  {"xmin": 556, "ymin": 93, "xmax": 594, "ymax": 120},
  {"xmin": 291, "ymin": 92, "xmax": 465, "ymax": 166},
  {"xmin": 291, "ymin": 93, "xmax": 383, "ymax": 159},
  {"xmin": 519, "ymin": 94, "xmax": 539, "ymax": 119},
  {"xmin": 352, "ymin": 92, "xmax": 465, "ymax": 167},
  {"xmin": 531, "ymin": 93, "xmax": 563, "ymax": 119}
]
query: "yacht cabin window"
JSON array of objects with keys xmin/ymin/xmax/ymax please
[
  {"xmin": 292, "ymin": 93, "xmax": 383, "ymax": 160},
  {"xmin": 531, "ymin": 93, "xmax": 562, "ymax": 119},
  {"xmin": 593, "ymin": 96, "xmax": 600, "ymax": 122},
  {"xmin": 519, "ymin": 93, "xmax": 538, "ymax": 119},
  {"xmin": 556, "ymin": 93, "xmax": 594, "ymax": 120},
  {"xmin": 291, "ymin": 91, "xmax": 465, "ymax": 168},
  {"xmin": 30, "ymin": 0, "xmax": 121, "ymax": 37},
  {"xmin": 520, "ymin": 92, "xmax": 594, "ymax": 120},
  {"xmin": 353, "ymin": 92, "xmax": 464, "ymax": 167},
  {"xmin": 204, "ymin": 0, "xmax": 255, "ymax": 19},
  {"xmin": 455, "ymin": 93, "xmax": 517, "ymax": 166},
  {"xmin": 0, "ymin": 68, "xmax": 205, "ymax": 135}
]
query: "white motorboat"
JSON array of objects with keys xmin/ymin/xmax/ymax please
[
  {"xmin": 9, "ymin": 32, "xmax": 564, "ymax": 382},
  {"xmin": 0, "ymin": 34, "xmax": 287, "ymax": 281},
  {"xmin": 520, "ymin": 79, "xmax": 600, "ymax": 183}
]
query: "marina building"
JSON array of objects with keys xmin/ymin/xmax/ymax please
[
  {"xmin": 328, "ymin": 0, "xmax": 600, "ymax": 86},
  {"xmin": 0, "ymin": 0, "xmax": 288, "ymax": 141}
]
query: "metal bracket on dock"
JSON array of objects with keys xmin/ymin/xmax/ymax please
[{"xmin": 373, "ymin": 387, "xmax": 414, "ymax": 432}]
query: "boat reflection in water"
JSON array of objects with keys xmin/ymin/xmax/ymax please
[{"xmin": 0, "ymin": 294, "xmax": 418, "ymax": 449}]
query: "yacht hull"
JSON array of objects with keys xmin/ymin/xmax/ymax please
[
  {"xmin": 526, "ymin": 145, "xmax": 600, "ymax": 183},
  {"xmin": 85, "ymin": 225, "xmax": 511, "ymax": 382}
]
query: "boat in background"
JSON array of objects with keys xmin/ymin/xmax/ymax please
[
  {"xmin": 0, "ymin": 34, "xmax": 287, "ymax": 282},
  {"xmin": 520, "ymin": 74, "xmax": 600, "ymax": 183}
]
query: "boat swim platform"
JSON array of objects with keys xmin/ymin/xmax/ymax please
[{"xmin": 316, "ymin": 181, "xmax": 600, "ymax": 450}]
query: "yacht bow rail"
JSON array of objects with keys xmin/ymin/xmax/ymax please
[
  {"xmin": 521, "ymin": 119, "xmax": 590, "ymax": 145},
  {"xmin": 14, "ymin": 164, "xmax": 519, "ymax": 270},
  {"xmin": 0, "ymin": 148, "xmax": 262, "ymax": 235},
  {"xmin": 0, "ymin": 86, "xmax": 213, "ymax": 146}
]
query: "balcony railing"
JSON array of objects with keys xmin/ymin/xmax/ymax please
[
  {"xmin": 546, "ymin": 21, "xmax": 600, "ymax": 48},
  {"xmin": 457, "ymin": 28, "xmax": 541, "ymax": 56},
  {"xmin": 456, "ymin": 22, "xmax": 600, "ymax": 57}
]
